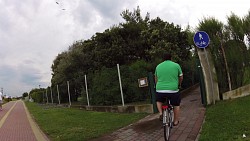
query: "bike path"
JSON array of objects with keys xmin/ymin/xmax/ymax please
[
  {"xmin": 0, "ymin": 100, "xmax": 50, "ymax": 141},
  {"xmin": 91, "ymin": 87, "xmax": 205, "ymax": 141}
]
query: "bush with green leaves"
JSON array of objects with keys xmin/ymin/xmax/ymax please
[
  {"xmin": 88, "ymin": 60, "xmax": 152, "ymax": 105},
  {"xmin": 29, "ymin": 89, "xmax": 44, "ymax": 103}
]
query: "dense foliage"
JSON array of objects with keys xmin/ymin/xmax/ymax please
[
  {"xmin": 29, "ymin": 88, "xmax": 45, "ymax": 103},
  {"xmin": 28, "ymin": 8, "xmax": 250, "ymax": 104},
  {"xmin": 197, "ymin": 12, "xmax": 250, "ymax": 97},
  {"xmin": 49, "ymin": 7, "xmax": 197, "ymax": 105},
  {"xmin": 22, "ymin": 92, "xmax": 28, "ymax": 99}
]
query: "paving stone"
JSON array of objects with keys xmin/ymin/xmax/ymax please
[
  {"xmin": 0, "ymin": 101, "xmax": 49, "ymax": 141},
  {"xmin": 92, "ymin": 87, "xmax": 205, "ymax": 141}
]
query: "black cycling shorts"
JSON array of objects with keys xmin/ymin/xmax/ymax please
[{"xmin": 156, "ymin": 92, "xmax": 181, "ymax": 106}]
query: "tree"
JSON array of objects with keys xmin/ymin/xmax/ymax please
[
  {"xmin": 227, "ymin": 13, "xmax": 244, "ymax": 42},
  {"xmin": 50, "ymin": 7, "xmax": 196, "ymax": 105},
  {"xmin": 197, "ymin": 13, "xmax": 250, "ymax": 95},
  {"xmin": 243, "ymin": 11, "xmax": 250, "ymax": 46},
  {"xmin": 29, "ymin": 88, "xmax": 44, "ymax": 103},
  {"xmin": 198, "ymin": 17, "xmax": 232, "ymax": 94},
  {"xmin": 22, "ymin": 92, "xmax": 28, "ymax": 99},
  {"xmin": 226, "ymin": 13, "xmax": 249, "ymax": 88}
]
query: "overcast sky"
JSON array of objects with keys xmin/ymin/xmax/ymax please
[{"xmin": 0, "ymin": 0, "xmax": 249, "ymax": 97}]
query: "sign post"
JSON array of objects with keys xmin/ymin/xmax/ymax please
[{"xmin": 193, "ymin": 31, "xmax": 215, "ymax": 104}]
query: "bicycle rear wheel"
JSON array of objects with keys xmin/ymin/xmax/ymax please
[
  {"xmin": 163, "ymin": 110, "xmax": 171, "ymax": 141},
  {"xmin": 169, "ymin": 109, "xmax": 174, "ymax": 128}
]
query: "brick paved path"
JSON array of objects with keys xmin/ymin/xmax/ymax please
[
  {"xmin": 91, "ymin": 87, "xmax": 205, "ymax": 141},
  {"xmin": 0, "ymin": 100, "xmax": 49, "ymax": 141}
]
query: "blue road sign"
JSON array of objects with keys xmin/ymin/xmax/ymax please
[{"xmin": 193, "ymin": 31, "xmax": 210, "ymax": 48}]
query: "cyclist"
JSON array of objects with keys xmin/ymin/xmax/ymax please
[{"xmin": 155, "ymin": 53, "xmax": 183, "ymax": 126}]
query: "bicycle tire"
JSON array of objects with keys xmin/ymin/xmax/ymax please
[
  {"xmin": 169, "ymin": 109, "xmax": 174, "ymax": 128},
  {"xmin": 163, "ymin": 110, "xmax": 171, "ymax": 141}
]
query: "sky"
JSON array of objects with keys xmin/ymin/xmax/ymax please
[{"xmin": 0, "ymin": 0, "xmax": 249, "ymax": 97}]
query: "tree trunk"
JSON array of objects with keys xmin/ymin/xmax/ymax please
[{"xmin": 220, "ymin": 41, "xmax": 232, "ymax": 91}]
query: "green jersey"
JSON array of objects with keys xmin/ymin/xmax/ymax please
[{"xmin": 155, "ymin": 60, "xmax": 183, "ymax": 92}]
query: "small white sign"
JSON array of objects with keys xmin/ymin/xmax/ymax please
[{"xmin": 138, "ymin": 77, "xmax": 148, "ymax": 87}]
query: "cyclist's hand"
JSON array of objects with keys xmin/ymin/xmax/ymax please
[{"xmin": 178, "ymin": 85, "xmax": 182, "ymax": 90}]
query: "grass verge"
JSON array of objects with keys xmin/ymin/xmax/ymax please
[
  {"xmin": 25, "ymin": 102, "xmax": 148, "ymax": 141},
  {"xmin": 199, "ymin": 95, "xmax": 250, "ymax": 141}
]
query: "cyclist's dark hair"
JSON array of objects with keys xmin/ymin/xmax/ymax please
[{"xmin": 163, "ymin": 53, "xmax": 172, "ymax": 60}]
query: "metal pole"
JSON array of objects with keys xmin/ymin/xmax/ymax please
[
  {"xmin": 50, "ymin": 86, "xmax": 54, "ymax": 104},
  {"xmin": 1, "ymin": 88, "xmax": 3, "ymax": 95},
  {"xmin": 57, "ymin": 85, "xmax": 60, "ymax": 105},
  {"xmin": 197, "ymin": 59, "xmax": 207, "ymax": 106},
  {"xmin": 117, "ymin": 64, "xmax": 125, "ymax": 106},
  {"xmin": 148, "ymin": 72, "xmax": 158, "ymax": 113},
  {"xmin": 45, "ymin": 88, "xmax": 48, "ymax": 104},
  {"xmin": 84, "ymin": 75, "xmax": 90, "ymax": 106},
  {"xmin": 67, "ymin": 81, "xmax": 71, "ymax": 107},
  {"xmin": 43, "ymin": 91, "xmax": 45, "ymax": 104},
  {"xmin": 204, "ymin": 48, "xmax": 215, "ymax": 104}
]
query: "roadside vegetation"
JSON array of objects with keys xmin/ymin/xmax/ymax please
[
  {"xmin": 199, "ymin": 95, "xmax": 250, "ymax": 141},
  {"xmin": 23, "ymin": 7, "xmax": 250, "ymax": 141},
  {"xmin": 26, "ymin": 7, "xmax": 199, "ymax": 106},
  {"xmin": 26, "ymin": 8, "xmax": 250, "ymax": 106},
  {"xmin": 25, "ymin": 102, "xmax": 148, "ymax": 141}
]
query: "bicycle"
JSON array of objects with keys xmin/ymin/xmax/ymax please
[{"xmin": 162, "ymin": 99, "xmax": 174, "ymax": 141}]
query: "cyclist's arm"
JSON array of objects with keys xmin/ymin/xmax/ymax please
[
  {"xmin": 179, "ymin": 74, "xmax": 183, "ymax": 87},
  {"xmin": 155, "ymin": 76, "xmax": 158, "ymax": 84}
]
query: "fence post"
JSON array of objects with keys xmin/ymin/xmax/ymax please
[
  {"xmin": 67, "ymin": 81, "xmax": 71, "ymax": 107},
  {"xmin": 84, "ymin": 75, "xmax": 90, "ymax": 106},
  {"xmin": 45, "ymin": 88, "xmax": 48, "ymax": 104},
  {"xmin": 50, "ymin": 86, "xmax": 54, "ymax": 104},
  {"xmin": 43, "ymin": 91, "xmax": 45, "ymax": 104},
  {"xmin": 57, "ymin": 85, "xmax": 61, "ymax": 105},
  {"xmin": 117, "ymin": 64, "xmax": 125, "ymax": 106},
  {"xmin": 148, "ymin": 72, "xmax": 157, "ymax": 113}
]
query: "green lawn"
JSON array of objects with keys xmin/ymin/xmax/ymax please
[
  {"xmin": 25, "ymin": 102, "xmax": 148, "ymax": 141},
  {"xmin": 199, "ymin": 95, "xmax": 250, "ymax": 141}
]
